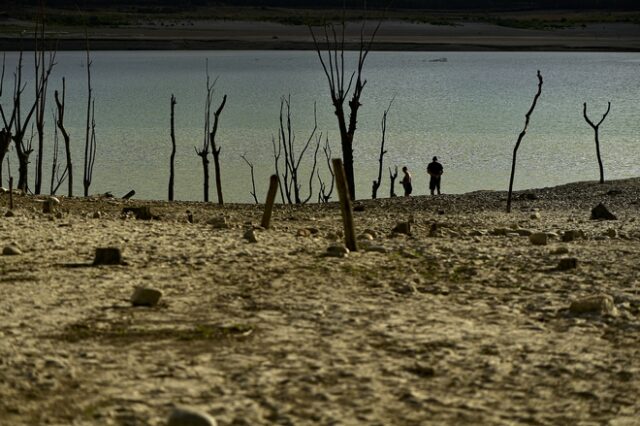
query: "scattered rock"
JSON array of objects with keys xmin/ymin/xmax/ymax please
[
  {"xmin": 131, "ymin": 287, "xmax": 162, "ymax": 307},
  {"xmin": 605, "ymin": 228, "xmax": 617, "ymax": 238},
  {"xmin": 296, "ymin": 228, "xmax": 311, "ymax": 237},
  {"xmin": 551, "ymin": 246, "xmax": 570, "ymax": 255},
  {"xmin": 55, "ymin": 211, "xmax": 64, "ymax": 219},
  {"xmin": 353, "ymin": 203, "xmax": 365, "ymax": 212},
  {"xmin": 326, "ymin": 244, "xmax": 349, "ymax": 258},
  {"xmin": 186, "ymin": 210, "xmax": 194, "ymax": 223},
  {"xmin": 390, "ymin": 281, "xmax": 417, "ymax": 295},
  {"xmin": 515, "ymin": 228, "xmax": 533, "ymax": 236},
  {"xmin": 469, "ymin": 229, "xmax": 486, "ymax": 237},
  {"xmin": 5, "ymin": 210, "xmax": 16, "ymax": 217},
  {"xmin": 325, "ymin": 232, "xmax": 339, "ymax": 241},
  {"xmin": 557, "ymin": 257, "xmax": 578, "ymax": 271},
  {"xmin": 529, "ymin": 232, "xmax": 548, "ymax": 246},
  {"xmin": 562, "ymin": 229, "xmax": 585, "ymax": 242},
  {"xmin": 530, "ymin": 212, "xmax": 541, "ymax": 220},
  {"xmin": 122, "ymin": 206, "xmax": 154, "ymax": 220},
  {"xmin": 307, "ymin": 227, "xmax": 320, "ymax": 235},
  {"xmin": 606, "ymin": 189, "xmax": 623, "ymax": 196},
  {"xmin": 358, "ymin": 232, "xmax": 374, "ymax": 241},
  {"xmin": 361, "ymin": 244, "xmax": 387, "ymax": 254},
  {"xmin": 393, "ymin": 222, "xmax": 411, "ymax": 235},
  {"xmin": 243, "ymin": 229, "xmax": 258, "ymax": 243},
  {"xmin": 591, "ymin": 203, "xmax": 617, "ymax": 220},
  {"xmin": 490, "ymin": 228, "xmax": 510, "ymax": 236},
  {"xmin": 522, "ymin": 192, "xmax": 538, "ymax": 200},
  {"xmin": 168, "ymin": 406, "xmax": 217, "ymax": 426},
  {"xmin": 92, "ymin": 211, "xmax": 102, "ymax": 219},
  {"xmin": 2, "ymin": 245, "xmax": 22, "ymax": 256},
  {"xmin": 208, "ymin": 216, "xmax": 229, "ymax": 229},
  {"xmin": 93, "ymin": 247, "xmax": 123, "ymax": 266},
  {"xmin": 569, "ymin": 294, "xmax": 618, "ymax": 316},
  {"xmin": 428, "ymin": 223, "xmax": 438, "ymax": 237},
  {"xmin": 362, "ymin": 228, "xmax": 378, "ymax": 238}
]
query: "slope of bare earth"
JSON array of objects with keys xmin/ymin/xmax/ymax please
[
  {"xmin": 1, "ymin": 19, "xmax": 640, "ymax": 51},
  {"xmin": 1, "ymin": 177, "xmax": 639, "ymax": 425}
]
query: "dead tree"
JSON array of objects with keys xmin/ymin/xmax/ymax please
[
  {"xmin": 83, "ymin": 34, "xmax": 97, "ymax": 197},
  {"xmin": 195, "ymin": 68, "xmax": 227, "ymax": 204},
  {"xmin": 1, "ymin": 51, "xmax": 44, "ymax": 192},
  {"xmin": 168, "ymin": 94, "xmax": 176, "ymax": 201},
  {"xmin": 33, "ymin": 7, "xmax": 57, "ymax": 194},
  {"xmin": 371, "ymin": 98, "xmax": 394, "ymax": 199},
  {"xmin": 583, "ymin": 101, "xmax": 611, "ymax": 184},
  {"xmin": 54, "ymin": 78, "xmax": 72, "ymax": 196},
  {"xmin": 317, "ymin": 136, "xmax": 335, "ymax": 203},
  {"xmin": 310, "ymin": 17, "xmax": 381, "ymax": 201},
  {"xmin": 49, "ymin": 110, "xmax": 68, "ymax": 195},
  {"xmin": 507, "ymin": 70, "xmax": 543, "ymax": 213},
  {"xmin": 209, "ymin": 94, "xmax": 227, "ymax": 205},
  {"xmin": 240, "ymin": 153, "xmax": 258, "ymax": 204},
  {"xmin": 273, "ymin": 96, "xmax": 320, "ymax": 205},
  {"xmin": 389, "ymin": 166, "xmax": 398, "ymax": 198}
]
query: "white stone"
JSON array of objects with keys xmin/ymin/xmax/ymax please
[{"xmin": 168, "ymin": 407, "xmax": 217, "ymax": 426}]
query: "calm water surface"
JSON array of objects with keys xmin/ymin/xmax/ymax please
[{"xmin": 2, "ymin": 50, "xmax": 639, "ymax": 202}]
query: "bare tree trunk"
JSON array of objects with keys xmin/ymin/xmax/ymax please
[
  {"xmin": 583, "ymin": 101, "xmax": 611, "ymax": 184},
  {"xmin": 372, "ymin": 98, "xmax": 394, "ymax": 199},
  {"xmin": 210, "ymin": 94, "xmax": 227, "ymax": 205},
  {"xmin": 196, "ymin": 64, "xmax": 215, "ymax": 202},
  {"xmin": 507, "ymin": 70, "xmax": 543, "ymax": 213},
  {"xmin": 310, "ymin": 17, "xmax": 382, "ymax": 201},
  {"xmin": 34, "ymin": 5, "xmax": 56, "ymax": 195},
  {"xmin": 317, "ymin": 136, "xmax": 335, "ymax": 203},
  {"xmin": 83, "ymin": 32, "xmax": 96, "ymax": 197},
  {"xmin": 389, "ymin": 166, "xmax": 398, "ymax": 198},
  {"xmin": 240, "ymin": 153, "xmax": 258, "ymax": 204},
  {"xmin": 54, "ymin": 78, "xmax": 72, "ymax": 196},
  {"xmin": 168, "ymin": 94, "xmax": 176, "ymax": 201}
]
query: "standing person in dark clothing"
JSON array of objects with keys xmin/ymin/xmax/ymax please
[
  {"xmin": 427, "ymin": 156, "xmax": 443, "ymax": 195},
  {"xmin": 401, "ymin": 166, "xmax": 412, "ymax": 197}
]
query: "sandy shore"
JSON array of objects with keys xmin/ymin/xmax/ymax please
[
  {"xmin": 1, "ymin": 20, "xmax": 639, "ymax": 51},
  {"xmin": 1, "ymin": 177, "xmax": 639, "ymax": 425}
]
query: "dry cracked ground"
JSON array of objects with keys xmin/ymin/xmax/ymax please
[{"xmin": 1, "ymin": 178, "xmax": 639, "ymax": 425}]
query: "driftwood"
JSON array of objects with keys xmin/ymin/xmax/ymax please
[
  {"xmin": 583, "ymin": 101, "xmax": 611, "ymax": 184},
  {"xmin": 506, "ymin": 70, "xmax": 543, "ymax": 213},
  {"xmin": 122, "ymin": 190, "xmax": 135, "ymax": 200}
]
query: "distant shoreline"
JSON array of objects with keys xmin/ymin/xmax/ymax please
[{"xmin": 0, "ymin": 20, "xmax": 639, "ymax": 51}]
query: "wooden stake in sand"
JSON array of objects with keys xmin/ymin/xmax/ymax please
[
  {"xmin": 261, "ymin": 175, "xmax": 279, "ymax": 229},
  {"xmin": 9, "ymin": 177, "xmax": 14, "ymax": 210},
  {"xmin": 332, "ymin": 158, "xmax": 357, "ymax": 252}
]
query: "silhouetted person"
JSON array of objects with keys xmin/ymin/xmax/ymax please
[
  {"xmin": 401, "ymin": 166, "xmax": 412, "ymax": 197},
  {"xmin": 427, "ymin": 156, "xmax": 443, "ymax": 195}
]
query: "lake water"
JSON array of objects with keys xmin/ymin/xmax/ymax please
[{"xmin": 2, "ymin": 50, "xmax": 639, "ymax": 203}]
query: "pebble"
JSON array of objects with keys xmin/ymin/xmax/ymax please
[
  {"xmin": 208, "ymin": 216, "xmax": 229, "ymax": 229},
  {"xmin": 2, "ymin": 245, "xmax": 22, "ymax": 256},
  {"xmin": 326, "ymin": 244, "xmax": 349, "ymax": 258},
  {"xmin": 562, "ymin": 229, "xmax": 585, "ymax": 242},
  {"xmin": 530, "ymin": 212, "xmax": 541, "ymax": 220},
  {"xmin": 168, "ymin": 406, "xmax": 217, "ymax": 426},
  {"xmin": 5, "ymin": 210, "xmax": 16, "ymax": 217},
  {"xmin": 296, "ymin": 228, "xmax": 311, "ymax": 237},
  {"xmin": 551, "ymin": 246, "xmax": 570, "ymax": 255},
  {"xmin": 515, "ymin": 228, "xmax": 533, "ymax": 236},
  {"xmin": 569, "ymin": 294, "xmax": 618, "ymax": 316},
  {"xmin": 243, "ymin": 229, "xmax": 258, "ymax": 243},
  {"xmin": 358, "ymin": 232, "xmax": 374, "ymax": 241},
  {"xmin": 393, "ymin": 222, "xmax": 411, "ymax": 235},
  {"xmin": 529, "ymin": 232, "xmax": 548, "ymax": 246},
  {"xmin": 93, "ymin": 211, "xmax": 102, "ymax": 219},
  {"xmin": 131, "ymin": 287, "xmax": 163, "ymax": 307},
  {"xmin": 605, "ymin": 228, "xmax": 617, "ymax": 238},
  {"xmin": 557, "ymin": 257, "xmax": 578, "ymax": 270}
]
